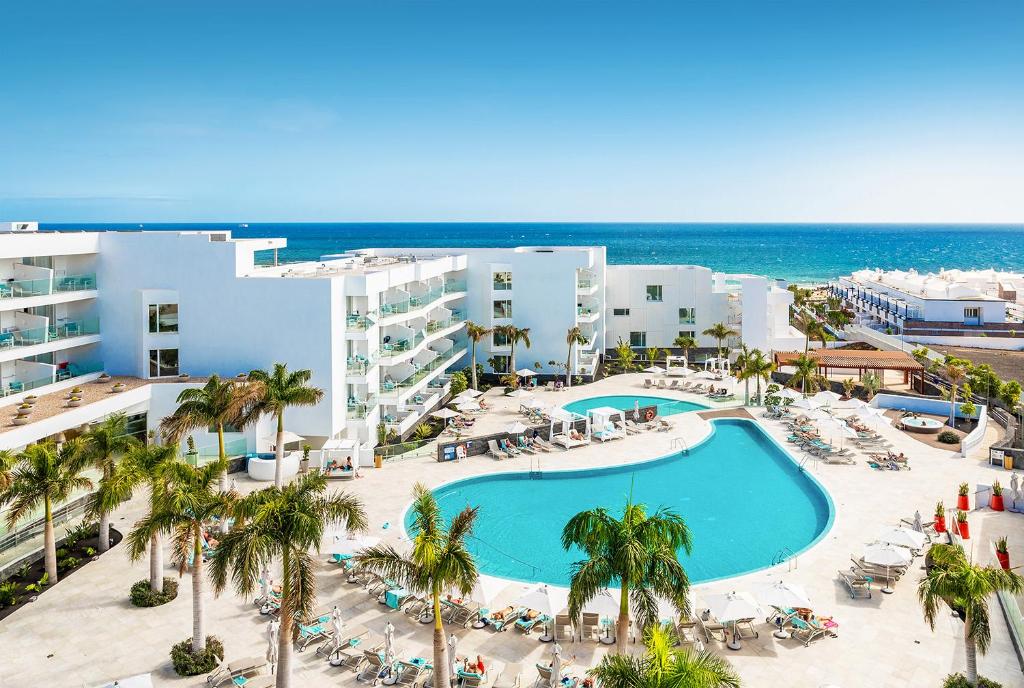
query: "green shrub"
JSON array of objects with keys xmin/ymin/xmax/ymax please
[
  {"xmin": 449, "ymin": 370, "xmax": 468, "ymax": 397},
  {"xmin": 130, "ymin": 578, "xmax": 179, "ymax": 607},
  {"xmin": 170, "ymin": 636, "xmax": 224, "ymax": 676},
  {"xmin": 0, "ymin": 581, "xmax": 19, "ymax": 608},
  {"xmin": 55, "ymin": 548, "xmax": 69, "ymax": 559},
  {"xmin": 57, "ymin": 556, "xmax": 80, "ymax": 572},
  {"xmin": 83, "ymin": 547, "xmax": 96, "ymax": 557},
  {"xmin": 25, "ymin": 573, "xmax": 49, "ymax": 593},
  {"xmin": 937, "ymin": 430, "xmax": 960, "ymax": 444},
  {"xmin": 942, "ymin": 673, "xmax": 1002, "ymax": 688}
]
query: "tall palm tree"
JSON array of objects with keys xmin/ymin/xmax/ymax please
[
  {"xmin": 945, "ymin": 364, "xmax": 967, "ymax": 427},
  {"xmin": 507, "ymin": 327, "xmax": 532, "ymax": 382},
  {"xmin": 1, "ymin": 440, "xmax": 92, "ymax": 583},
  {"xmin": 355, "ymin": 483, "xmax": 478, "ymax": 688},
  {"xmin": 464, "ymin": 321, "xmax": 492, "ymax": 391},
  {"xmin": 788, "ymin": 353, "xmax": 821, "ymax": 396},
  {"xmin": 745, "ymin": 350, "xmax": 776, "ymax": 406},
  {"xmin": 0, "ymin": 449, "xmax": 15, "ymax": 492},
  {"xmin": 562, "ymin": 498, "xmax": 693, "ymax": 651},
  {"xmin": 243, "ymin": 364, "xmax": 325, "ymax": 487},
  {"xmin": 795, "ymin": 312, "xmax": 825, "ymax": 354},
  {"xmin": 81, "ymin": 413, "xmax": 140, "ymax": 552},
  {"xmin": 94, "ymin": 442, "xmax": 179, "ymax": 593},
  {"xmin": 673, "ymin": 334, "xmax": 697, "ymax": 365},
  {"xmin": 918, "ymin": 544, "xmax": 1024, "ymax": 687},
  {"xmin": 211, "ymin": 474, "xmax": 366, "ymax": 688},
  {"xmin": 591, "ymin": 624, "xmax": 740, "ymax": 688},
  {"xmin": 701, "ymin": 323, "xmax": 736, "ymax": 363},
  {"xmin": 733, "ymin": 345, "xmax": 753, "ymax": 405},
  {"xmin": 126, "ymin": 459, "xmax": 234, "ymax": 654},
  {"xmin": 162, "ymin": 375, "xmax": 251, "ymax": 494},
  {"xmin": 565, "ymin": 326, "xmax": 588, "ymax": 387}
]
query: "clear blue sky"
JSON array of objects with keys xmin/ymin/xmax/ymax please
[{"xmin": 2, "ymin": 1, "xmax": 1022, "ymax": 222}]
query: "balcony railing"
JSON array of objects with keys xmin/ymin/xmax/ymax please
[
  {"xmin": 444, "ymin": 280, "xmax": 467, "ymax": 294},
  {"xmin": 379, "ymin": 346, "xmax": 467, "ymax": 396},
  {"xmin": 0, "ymin": 317, "xmax": 100, "ymax": 350},
  {"xmin": 347, "ymin": 394, "xmax": 378, "ymax": 419},
  {"xmin": 346, "ymin": 352, "xmax": 378, "ymax": 374},
  {"xmin": 1, "ymin": 361, "xmax": 105, "ymax": 397},
  {"xmin": 0, "ymin": 273, "xmax": 97, "ymax": 300},
  {"xmin": 346, "ymin": 314, "xmax": 375, "ymax": 330},
  {"xmin": 577, "ymin": 278, "xmax": 594, "ymax": 290}
]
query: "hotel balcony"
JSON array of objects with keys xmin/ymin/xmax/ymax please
[
  {"xmin": 346, "ymin": 394, "xmax": 378, "ymax": 420},
  {"xmin": 378, "ymin": 342, "xmax": 467, "ymax": 403},
  {"xmin": 0, "ymin": 317, "xmax": 101, "ymax": 365},
  {"xmin": 0, "ymin": 272, "xmax": 98, "ymax": 310},
  {"xmin": 378, "ymin": 310, "xmax": 466, "ymax": 364},
  {"xmin": 1, "ymin": 358, "xmax": 105, "ymax": 401},
  {"xmin": 576, "ymin": 270, "xmax": 599, "ymax": 296},
  {"xmin": 366, "ymin": 279, "xmax": 467, "ymax": 329},
  {"xmin": 576, "ymin": 304, "xmax": 600, "ymax": 324},
  {"xmin": 381, "ymin": 408, "xmax": 421, "ymax": 436}
]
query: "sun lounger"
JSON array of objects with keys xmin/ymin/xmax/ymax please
[
  {"xmin": 676, "ymin": 618, "xmax": 699, "ymax": 646},
  {"xmin": 331, "ymin": 630, "xmax": 384, "ymax": 669},
  {"xmin": 236, "ymin": 677, "xmax": 274, "ymax": 688},
  {"xmin": 535, "ymin": 659, "xmax": 572, "ymax": 686},
  {"xmin": 579, "ymin": 612, "xmax": 602, "ymax": 642},
  {"xmin": 554, "ymin": 613, "xmax": 574, "ymax": 641},
  {"xmin": 515, "ymin": 437, "xmax": 538, "ymax": 454},
  {"xmin": 316, "ymin": 624, "xmax": 368, "ymax": 658},
  {"xmin": 492, "ymin": 663, "xmax": 522, "ymax": 688},
  {"xmin": 206, "ymin": 656, "xmax": 267, "ymax": 686},
  {"xmin": 552, "ymin": 434, "xmax": 587, "ymax": 449},
  {"xmin": 515, "ymin": 610, "xmax": 550, "ymax": 634},
  {"xmin": 485, "ymin": 606, "xmax": 525, "ymax": 632},
  {"xmin": 488, "ymin": 440, "xmax": 509, "ymax": 460},
  {"xmin": 443, "ymin": 598, "xmax": 480, "ymax": 627},
  {"xmin": 850, "ymin": 558, "xmax": 904, "ymax": 582},
  {"xmin": 837, "ymin": 569, "xmax": 872, "ymax": 599},
  {"xmin": 697, "ymin": 614, "xmax": 727, "ymax": 642},
  {"xmin": 789, "ymin": 616, "xmax": 838, "ymax": 646},
  {"xmin": 644, "ymin": 378, "xmax": 653, "ymax": 388},
  {"xmin": 615, "ymin": 420, "xmax": 640, "ymax": 435},
  {"xmin": 394, "ymin": 660, "xmax": 430, "ymax": 688},
  {"xmin": 623, "ymin": 419, "xmax": 646, "ymax": 434},
  {"xmin": 657, "ymin": 379, "xmax": 667, "ymax": 389},
  {"xmin": 668, "ymin": 380, "xmax": 680, "ymax": 390},
  {"xmin": 533, "ymin": 436, "xmax": 557, "ymax": 452},
  {"xmin": 356, "ymin": 648, "xmax": 389, "ymax": 683}
]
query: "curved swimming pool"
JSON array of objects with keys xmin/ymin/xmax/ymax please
[
  {"xmin": 415, "ymin": 419, "xmax": 832, "ymax": 585},
  {"xmin": 563, "ymin": 394, "xmax": 708, "ymax": 417}
]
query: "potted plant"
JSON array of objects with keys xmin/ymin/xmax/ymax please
[
  {"xmin": 12, "ymin": 414, "xmax": 31, "ymax": 426},
  {"xmin": 990, "ymin": 480, "xmax": 1005, "ymax": 511},
  {"xmin": 301, "ymin": 444, "xmax": 311, "ymax": 472},
  {"xmin": 956, "ymin": 510, "xmax": 970, "ymax": 539},
  {"xmin": 934, "ymin": 501, "xmax": 946, "ymax": 533},
  {"xmin": 995, "ymin": 536, "xmax": 1010, "ymax": 570},
  {"xmin": 96, "ymin": 372, "xmax": 111, "ymax": 383},
  {"xmin": 235, "ymin": 372, "xmax": 247, "ymax": 380},
  {"xmin": 24, "ymin": 394, "xmax": 38, "ymax": 405},
  {"xmin": 177, "ymin": 373, "xmax": 190, "ymax": 381},
  {"xmin": 67, "ymin": 396, "xmax": 83, "ymax": 408},
  {"xmin": 111, "ymin": 382, "xmax": 126, "ymax": 393},
  {"xmin": 16, "ymin": 403, "xmax": 32, "ymax": 416},
  {"xmin": 956, "ymin": 482, "xmax": 970, "ymax": 511}
]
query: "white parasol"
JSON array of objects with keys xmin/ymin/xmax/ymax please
[
  {"xmin": 266, "ymin": 618, "xmax": 280, "ymax": 671},
  {"xmin": 460, "ymin": 389, "xmax": 484, "ymax": 398},
  {"xmin": 702, "ymin": 591, "xmax": 762, "ymax": 650},
  {"xmin": 331, "ymin": 606, "xmax": 345, "ymax": 653},
  {"xmin": 330, "ymin": 534, "xmax": 381, "ymax": 557},
  {"xmin": 263, "ymin": 430, "xmax": 304, "ymax": 446},
  {"xmin": 432, "ymin": 408, "xmax": 461, "ymax": 420},
  {"xmin": 447, "ymin": 632, "xmax": 458, "ymax": 678},
  {"xmin": 877, "ymin": 526, "xmax": 926, "ymax": 551},
  {"xmin": 643, "ymin": 366, "xmax": 665, "ymax": 374},
  {"xmin": 912, "ymin": 510, "xmax": 924, "ymax": 533},
  {"xmin": 550, "ymin": 642, "xmax": 563, "ymax": 688},
  {"xmin": 755, "ymin": 581, "xmax": 811, "ymax": 638},
  {"xmin": 515, "ymin": 583, "xmax": 569, "ymax": 642},
  {"xmin": 863, "ymin": 543, "xmax": 912, "ymax": 594},
  {"xmin": 811, "ymin": 390, "xmax": 841, "ymax": 406},
  {"xmin": 791, "ymin": 396, "xmax": 821, "ymax": 410},
  {"xmin": 777, "ymin": 388, "xmax": 803, "ymax": 402},
  {"xmin": 506, "ymin": 388, "xmax": 533, "ymax": 399},
  {"xmin": 506, "ymin": 422, "xmax": 529, "ymax": 435},
  {"xmin": 457, "ymin": 401, "xmax": 482, "ymax": 412},
  {"xmin": 260, "ymin": 566, "xmax": 271, "ymax": 602},
  {"xmin": 384, "ymin": 620, "xmax": 396, "ymax": 666},
  {"xmin": 516, "ymin": 368, "xmax": 538, "ymax": 377}
]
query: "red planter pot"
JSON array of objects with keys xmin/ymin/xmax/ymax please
[
  {"xmin": 990, "ymin": 495, "xmax": 1005, "ymax": 511},
  {"xmin": 958, "ymin": 521, "xmax": 970, "ymax": 539},
  {"xmin": 934, "ymin": 516, "xmax": 946, "ymax": 533},
  {"xmin": 996, "ymin": 551, "xmax": 1010, "ymax": 570},
  {"xmin": 957, "ymin": 495, "xmax": 970, "ymax": 511}
]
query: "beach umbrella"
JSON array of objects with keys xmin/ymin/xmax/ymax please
[
  {"xmin": 505, "ymin": 421, "xmax": 529, "ymax": 435},
  {"xmin": 447, "ymin": 632, "xmax": 458, "ymax": 678},
  {"xmin": 453, "ymin": 574, "xmax": 516, "ymax": 608},
  {"xmin": 263, "ymin": 430, "xmax": 304, "ymax": 445},
  {"xmin": 912, "ymin": 510, "xmax": 924, "ymax": 533},
  {"xmin": 330, "ymin": 534, "xmax": 381, "ymax": 557},
  {"xmin": 461, "ymin": 389, "xmax": 483, "ymax": 398},
  {"xmin": 260, "ymin": 566, "xmax": 272, "ymax": 603},
  {"xmin": 550, "ymin": 643, "xmax": 563, "ymax": 688},
  {"xmin": 791, "ymin": 397, "xmax": 820, "ymax": 410},
  {"xmin": 878, "ymin": 526, "xmax": 926, "ymax": 551},
  {"xmin": 266, "ymin": 618, "xmax": 280, "ymax": 671},
  {"xmin": 778, "ymin": 388, "xmax": 803, "ymax": 402},
  {"xmin": 863, "ymin": 543, "xmax": 912, "ymax": 594},
  {"xmin": 516, "ymin": 368, "xmax": 538, "ymax": 377},
  {"xmin": 860, "ymin": 409, "xmax": 891, "ymax": 430},
  {"xmin": 812, "ymin": 390, "xmax": 841, "ymax": 406},
  {"xmin": 524, "ymin": 398, "xmax": 548, "ymax": 409},
  {"xmin": 756, "ymin": 581, "xmax": 812, "ymax": 638},
  {"xmin": 833, "ymin": 397, "xmax": 868, "ymax": 411},
  {"xmin": 457, "ymin": 401, "xmax": 481, "ymax": 412},
  {"xmin": 330, "ymin": 606, "xmax": 345, "ymax": 654},
  {"xmin": 702, "ymin": 591, "xmax": 762, "ymax": 650},
  {"xmin": 432, "ymin": 408, "xmax": 460, "ymax": 420},
  {"xmin": 384, "ymin": 620, "xmax": 396, "ymax": 667},
  {"xmin": 506, "ymin": 388, "xmax": 533, "ymax": 399},
  {"xmin": 694, "ymin": 371, "xmax": 718, "ymax": 380},
  {"xmin": 643, "ymin": 366, "xmax": 665, "ymax": 374},
  {"xmin": 515, "ymin": 583, "xmax": 569, "ymax": 642}
]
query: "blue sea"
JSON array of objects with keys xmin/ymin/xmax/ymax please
[{"xmin": 45, "ymin": 223, "xmax": 1024, "ymax": 284}]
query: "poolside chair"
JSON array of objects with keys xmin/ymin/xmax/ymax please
[
  {"xmin": 837, "ymin": 569, "xmax": 872, "ymax": 599},
  {"xmin": 623, "ymin": 419, "xmax": 646, "ymax": 434},
  {"xmin": 615, "ymin": 420, "xmax": 639, "ymax": 435},
  {"xmin": 487, "ymin": 606, "xmax": 525, "ymax": 632},
  {"xmin": 579, "ymin": 612, "xmax": 602, "ymax": 642},
  {"xmin": 850, "ymin": 559, "xmax": 903, "ymax": 583},
  {"xmin": 332, "ymin": 630, "xmax": 384, "ymax": 669},
  {"xmin": 394, "ymin": 660, "xmax": 430, "ymax": 688},
  {"xmin": 487, "ymin": 440, "xmax": 508, "ymax": 460},
  {"xmin": 356, "ymin": 649, "xmax": 389, "ymax": 683},
  {"xmin": 789, "ymin": 616, "xmax": 837, "ymax": 646},
  {"xmin": 535, "ymin": 658, "xmax": 572, "ymax": 687},
  {"xmin": 516, "ymin": 610, "xmax": 550, "ymax": 635},
  {"xmin": 655, "ymin": 417, "xmax": 673, "ymax": 432},
  {"xmin": 553, "ymin": 614, "xmax": 574, "ymax": 642},
  {"xmin": 516, "ymin": 436, "xmax": 538, "ymax": 454},
  {"xmin": 697, "ymin": 614, "xmax": 727, "ymax": 642},
  {"xmin": 316, "ymin": 624, "xmax": 368, "ymax": 658},
  {"xmin": 656, "ymin": 379, "xmax": 668, "ymax": 389},
  {"xmin": 296, "ymin": 612, "xmax": 335, "ymax": 650},
  {"xmin": 643, "ymin": 378, "xmax": 653, "ymax": 388},
  {"xmin": 206, "ymin": 656, "xmax": 267, "ymax": 686},
  {"xmin": 668, "ymin": 380, "xmax": 680, "ymax": 390},
  {"xmin": 443, "ymin": 599, "xmax": 480, "ymax": 627},
  {"xmin": 675, "ymin": 618, "xmax": 699, "ymax": 647},
  {"xmin": 236, "ymin": 677, "xmax": 274, "ymax": 688},
  {"xmin": 402, "ymin": 595, "xmax": 430, "ymax": 619},
  {"xmin": 493, "ymin": 663, "xmax": 522, "ymax": 688}
]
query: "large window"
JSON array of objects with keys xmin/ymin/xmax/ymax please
[
  {"xmin": 613, "ymin": 308, "xmax": 630, "ymax": 316},
  {"xmin": 492, "ymin": 271, "xmax": 512, "ymax": 291},
  {"xmin": 629, "ymin": 331, "xmax": 647, "ymax": 348},
  {"xmin": 678, "ymin": 330, "xmax": 695, "ymax": 340},
  {"xmin": 148, "ymin": 348, "xmax": 179, "ymax": 378},
  {"xmin": 645, "ymin": 285, "xmax": 663, "ymax": 302},
  {"xmin": 493, "ymin": 330, "xmax": 510, "ymax": 347},
  {"xmin": 148, "ymin": 304, "xmax": 179, "ymax": 333},
  {"xmin": 678, "ymin": 307, "xmax": 695, "ymax": 324},
  {"xmin": 963, "ymin": 307, "xmax": 980, "ymax": 320},
  {"xmin": 493, "ymin": 300, "xmax": 513, "ymax": 319}
]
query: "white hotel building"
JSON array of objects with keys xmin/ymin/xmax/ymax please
[{"xmin": 0, "ymin": 223, "xmax": 801, "ymax": 469}]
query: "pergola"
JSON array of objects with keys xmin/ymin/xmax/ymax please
[{"xmin": 774, "ymin": 348, "xmax": 926, "ymax": 392}]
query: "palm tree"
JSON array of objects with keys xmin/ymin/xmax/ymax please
[
  {"xmin": 787, "ymin": 353, "xmax": 821, "ymax": 396},
  {"xmin": 795, "ymin": 312, "xmax": 825, "ymax": 353},
  {"xmin": 591, "ymin": 624, "xmax": 740, "ymax": 688},
  {"xmin": 0, "ymin": 449, "xmax": 15, "ymax": 492},
  {"xmin": 464, "ymin": 321, "xmax": 492, "ymax": 391},
  {"xmin": 565, "ymin": 326, "xmax": 588, "ymax": 387},
  {"xmin": 734, "ymin": 345, "xmax": 753, "ymax": 405},
  {"xmin": 211, "ymin": 473, "xmax": 366, "ymax": 688},
  {"xmin": 745, "ymin": 350, "xmax": 776, "ymax": 406},
  {"xmin": 94, "ymin": 442, "xmax": 179, "ymax": 593},
  {"xmin": 80, "ymin": 413, "xmax": 140, "ymax": 552},
  {"xmin": 243, "ymin": 364, "xmax": 324, "ymax": 487},
  {"xmin": 162, "ymin": 375, "xmax": 251, "ymax": 494},
  {"xmin": 354, "ymin": 483, "xmax": 478, "ymax": 688},
  {"xmin": 701, "ymin": 323, "xmax": 736, "ymax": 363},
  {"xmin": 126, "ymin": 459, "xmax": 234, "ymax": 654},
  {"xmin": 918, "ymin": 544, "xmax": 1024, "ymax": 687},
  {"xmin": 673, "ymin": 334, "xmax": 697, "ymax": 365},
  {"xmin": 1, "ymin": 440, "xmax": 92, "ymax": 583},
  {"xmin": 507, "ymin": 326, "xmax": 532, "ymax": 382},
  {"xmin": 945, "ymin": 364, "xmax": 967, "ymax": 427},
  {"xmin": 562, "ymin": 498, "xmax": 693, "ymax": 651}
]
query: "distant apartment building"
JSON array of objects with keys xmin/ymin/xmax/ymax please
[{"xmin": 830, "ymin": 268, "xmax": 1024, "ymax": 349}]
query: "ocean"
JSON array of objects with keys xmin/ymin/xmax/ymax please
[{"xmin": 45, "ymin": 223, "xmax": 1024, "ymax": 284}]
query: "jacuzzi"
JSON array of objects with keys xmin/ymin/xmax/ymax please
[
  {"xmin": 247, "ymin": 452, "xmax": 300, "ymax": 481},
  {"xmin": 901, "ymin": 417, "xmax": 945, "ymax": 434}
]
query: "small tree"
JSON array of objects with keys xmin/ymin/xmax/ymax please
[
  {"xmin": 566, "ymin": 326, "xmax": 588, "ymax": 387},
  {"xmin": 448, "ymin": 370, "xmax": 468, "ymax": 397},
  {"xmin": 702, "ymin": 323, "xmax": 737, "ymax": 361},
  {"xmin": 999, "ymin": 380, "xmax": 1021, "ymax": 409},
  {"xmin": 645, "ymin": 346, "xmax": 663, "ymax": 367},
  {"xmin": 861, "ymin": 371, "xmax": 882, "ymax": 399},
  {"xmin": 591, "ymin": 625, "xmax": 739, "ymax": 688},
  {"xmin": 841, "ymin": 378, "xmax": 857, "ymax": 399},
  {"xmin": 946, "ymin": 364, "xmax": 967, "ymax": 426},
  {"xmin": 672, "ymin": 334, "xmax": 697, "ymax": 363},
  {"xmin": 464, "ymin": 321, "xmax": 492, "ymax": 391},
  {"xmin": 613, "ymin": 337, "xmax": 637, "ymax": 373}
]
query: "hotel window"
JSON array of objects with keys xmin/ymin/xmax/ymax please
[
  {"xmin": 678, "ymin": 330, "xmax": 695, "ymax": 340},
  {"xmin": 612, "ymin": 308, "xmax": 630, "ymax": 316},
  {"xmin": 148, "ymin": 348, "xmax": 179, "ymax": 378},
  {"xmin": 492, "ymin": 271, "xmax": 512, "ymax": 291},
  {"xmin": 963, "ymin": 307, "xmax": 980, "ymax": 320},
  {"xmin": 493, "ymin": 299, "xmax": 513, "ymax": 319},
  {"xmin": 678, "ymin": 307, "xmax": 695, "ymax": 324},
  {"xmin": 629, "ymin": 331, "xmax": 647, "ymax": 348},
  {"xmin": 148, "ymin": 304, "xmax": 179, "ymax": 333},
  {"xmin": 645, "ymin": 285, "xmax": 663, "ymax": 302},
  {"xmin": 493, "ymin": 330, "xmax": 510, "ymax": 347},
  {"xmin": 491, "ymin": 355, "xmax": 511, "ymax": 373}
]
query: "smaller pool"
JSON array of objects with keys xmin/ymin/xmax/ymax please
[
  {"xmin": 563, "ymin": 394, "xmax": 707, "ymax": 417},
  {"xmin": 901, "ymin": 417, "xmax": 945, "ymax": 434}
]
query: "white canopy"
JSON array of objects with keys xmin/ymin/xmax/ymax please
[
  {"xmin": 453, "ymin": 574, "xmax": 520, "ymax": 606},
  {"xmin": 524, "ymin": 398, "xmax": 548, "ymax": 409},
  {"xmin": 547, "ymin": 407, "xmax": 577, "ymax": 424},
  {"xmin": 330, "ymin": 534, "xmax": 381, "ymax": 556},
  {"xmin": 588, "ymin": 406, "xmax": 624, "ymax": 426},
  {"xmin": 457, "ymin": 401, "xmax": 482, "ymax": 412},
  {"xmin": 516, "ymin": 368, "xmax": 538, "ymax": 377},
  {"xmin": 777, "ymin": 388, "xmax": 803, "ymax": 401},
  {"xmin": 264, "ymin": 430, "xmax": 304, "ymax": 446},
  {"xmin": 832, "ymin": 397, "xmax": 868, "ymax": 410},
  {"xmin": 506, "ymin": 388, "xmax": 533, "ymax": 399},
  {"xmin": 506, "ymin": 422, "xmax": 529, "ymax": 435},
  {"xmin": 791, "ymin": 396, "xmax": 820, "ymax": 410},
  {"xmin": 811, "ymin": 390, "xmax": 842, "ymax": 405},
  {"xmin": 863, "ymin": 543, "xmax": 912, "ymax": 567},
  {"xmin": 460, "ymin": 388, "xmax": 484, "ymax": 398},
  {"xmin": 702, "ymin": 591, "xmax": 763, "ymax": 623},
  {"xmin": 755, "ymin": 581, "xmax": 812, "ymax": 609},
  {"xmin": 643, "ymin": 366, "xmax": 665, "ymax": 374},
  {"xmin": 431, "ymin": 408, "xmax": 461, "ymax": 420},
  {"xmin": 877, "ymin": 527, "xmax": 927, "ymax": 551},
  {"xmin": 515, "ymin": 583, "xmax": 569, "ymax": 616}
]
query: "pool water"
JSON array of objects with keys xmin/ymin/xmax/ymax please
[
  {"xmin": 417, "ymin": 420, "xmax": 832, "ymax": 585},
  {"xmin": 562, "ymin": 394, "xmax": 707, "ymax": 417}
]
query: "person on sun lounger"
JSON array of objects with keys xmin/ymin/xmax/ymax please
[
  {"xmin": 491, "ymin": 606, "xmax": 515, "ymax": 621},
  {"xmin": 569, "ymin": 429, "xmax": 583, "ymax": 441}
]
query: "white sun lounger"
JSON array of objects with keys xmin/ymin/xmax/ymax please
[
  {"xmin": 206, "ymin": 656, "xmax": 267, "ymax": 686},
  {"xmin": 487, "ymin": 439, "xmax": 510, "ymax": 460}
]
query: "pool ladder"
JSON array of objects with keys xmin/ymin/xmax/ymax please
[
  {"xmin": 772, "ymin": 546, "xmax": 798, "ymax": 571},
  {"xmin": 669, "ymin": 437, "xmax": 689, "ymax": 455}
]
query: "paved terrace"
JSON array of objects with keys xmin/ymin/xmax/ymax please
[{"xmin": 1, "ymin": 374, "xmax": 1021, "ymax": 687}]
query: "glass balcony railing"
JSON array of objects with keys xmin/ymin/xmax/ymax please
[
  {"xmin": 577, "ymin": 278, "xmax": 594, "ymax": 290},
  {"xmin": 1, "ymin": 361, "xmax": 105, "ymax": 397},
  {"xmin": 346, "ymin": 352, "xmax": 378, "ymax": 374},
  {"xmin": 183, "ymin": 437, "xmax": 248, "ymax": 466},
  {"xmin": 0, "ymin": 274, "xmax": 97, "ymax": 300},
  {"xmin": 0, "ymin": 318, "xmax": 100, "ymax": 349},
  {"xmin": 347, "ymin": 394, "xmax": 378, "ymax": 419},
  {"xmin": 444, "ymin": 280, "xmax": 467, "ymax": 294},
  {"xmin": 347, "ymin": 314, "xmax": 375, "ymax": 330},
  {"xmin": 54, "ymin": 274, "xmax": 97, "ymax": 292},
  {"xmin": 379, "ymin": 345, "xmax": 467, "ymax": 396}
]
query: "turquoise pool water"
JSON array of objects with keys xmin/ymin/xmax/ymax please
[
  {"xmin": 562, "ymin": 394, "xmax": 707, "ymax": 417},
  {"xmin": 415, "ymin": 419, "xmax": 833, "ymax": 585}
]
